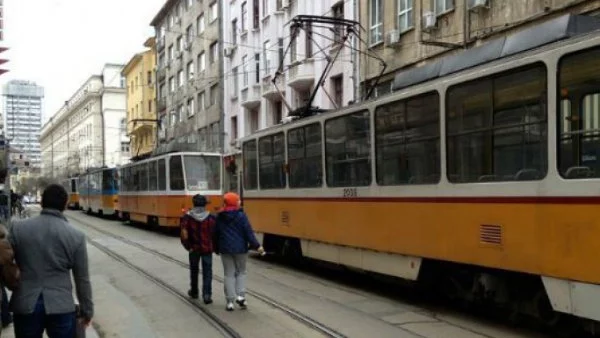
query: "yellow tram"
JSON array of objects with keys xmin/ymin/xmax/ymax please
[{"xmin": 239, "ymin": 15, "xmax": 600, "ymax": 331}]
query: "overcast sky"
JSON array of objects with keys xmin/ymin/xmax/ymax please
[{"xmin": 2, "ymin": 0, "xmax": 165, "ymax": 124}]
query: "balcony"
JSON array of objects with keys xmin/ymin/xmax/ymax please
[
  {"xmin": 288, "ymin": 59, "xmax": 315, "ymax": 90},
  {"xmin": 240, "ymin": 84, "xmax": 261, "ymax": 109},
  {"xmin": 262, "ymin": 76, "xmax": 285, "ymax": 101}
]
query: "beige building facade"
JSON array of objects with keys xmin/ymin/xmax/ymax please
[{"xmin": 360, "ymin": 0, "xmax": 600, "ymax": 96}]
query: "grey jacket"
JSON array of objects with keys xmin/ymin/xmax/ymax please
[{"xmin": 8, "ymin": 209, "xmax": 93, "ymax": 319}]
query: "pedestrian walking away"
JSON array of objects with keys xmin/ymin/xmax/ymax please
[
  {"xmin": 180, "ymin": 194, "xmax": 216, "ymax": 304},
  {"xmin": 9, "ymin": 184, "xmax": 93, "ymax": 338},
  {"xmin": 0, "ymin": 223, "xmax": 20, "ymax": 337},
  {"xmin": 213, "ymin": 192, "xmax": 264, "ymax": 312}
]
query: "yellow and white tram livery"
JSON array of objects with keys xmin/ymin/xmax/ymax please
[
  {"xmin": 240, "ymin": 15, "xmax": 600, "ymax": 329},
  {"xmin": 118, "ymin": 152, "xmax": 223, "ymax": 228}
]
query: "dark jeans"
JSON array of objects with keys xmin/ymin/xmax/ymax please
[
  {"xmin": 1, "ymin": 285, "xmax": 11, "ymax": 325},
  {"xmin": 13, "ymin": 295, "xmax": 76, "ymax": 338},
  {"xmin": 189, "ymin": 251, "xmax": 212, "ymax": 299}
]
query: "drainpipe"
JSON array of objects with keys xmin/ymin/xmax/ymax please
[{"xmin": 218, "ymin": 4, "xmax": 225, "ymax": 155}]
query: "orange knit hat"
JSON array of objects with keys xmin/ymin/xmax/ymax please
[{"xmin": 223, "ymin": 192, "xmax": 240, "ymax": 207}]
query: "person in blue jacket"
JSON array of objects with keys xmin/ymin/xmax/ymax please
[{"xmin": 213, "ymin": 192, "xmax": 264, "ymax": 311}]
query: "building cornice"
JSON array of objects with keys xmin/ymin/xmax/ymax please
[{"xmin": 122, "ymin": 53, "xmax": 144, "ymax": 77}]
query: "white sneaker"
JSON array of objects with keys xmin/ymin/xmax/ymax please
[
  {"xmin": 236, "ymin": 296, "xmax": 247, "ymax": 309},
  {"xmin": 226, "ymin": 302, "xmax": 234, "ymax": 311}
]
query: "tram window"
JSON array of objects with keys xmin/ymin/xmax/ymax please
[
  {"xmin": 184, "ymin": 155, "xmax": 221, "ymax": 190},
  {"xmin": 243, "ymin": 140, "xmax": 258, "ymax": 190},
  {"xmin": 375, "ymin": 92, "xmax": 440, "ymax": 185},
  {"xmin": 558, "ymin": 47, "xmax": 600, "ymax": 179},
  {"xmin": 169, "ymin": 155, "xmax": 185, "ymax": 190},
  {"xmin": 149, "ymin": 161, "xmax": 158, "ymax": 191},
  {"xmin": 288, "ymin": 123, "xmax": 322, "ymax": 188},
  {"xmin": 139, "ymin": 163, "xmax": 149, "ymax": 191},
  {"xmin": 325, "ymin": 110, "xmax": 371, "ymax": 187},
  {"xmin": 124, "ymin": 167, "xmax": 130, "ymax": 192},
  {"xmin": 259, "ymin": 133, "xmax": 286, "ymax": 189},
  {"xmin": 447, "ymin": 64, "xmax": 547, "ymax": 183},
  {"xmin": 102, "ymin": 170, "xmax": 112, "ymax": 191},
  {"xmin": 158, "ymin": 159, "xmax": 167, "ymax": 190},
  {"xmin": 71, "ymin": 179, "xmax": 76, "ymax": 193}
]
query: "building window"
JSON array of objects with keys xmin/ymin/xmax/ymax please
[
  {"xmin": 187, "ymin": 98, "xmax": 195, "ymax": 117},
  {"xmin": 276, "ymin": 0, "xmax": 283, "ymax": 11},
  {"xmin": 169, "ymin": 77, "xmax": 175, "ymax": 92},
  {"xmin": 232, "ymin": 19, "xmax": 238, "ymax": 44},
  {"xmin": 263, "ymin": 41, "xmax": 269, "ymax": 75},
  {"xmin": 169, "ymin": 45, "xmax": 174, "ymax": 61},
  {"xmin": 147, "ymin": 71, "xmax": 152, "ymax": 85},
  {"xmin": 447, "ymin": 64, "xmax": 547, "ymax": 183},
  {"xmin": 198, "ymin": 92, "xmax": 205, "ymax": 111},
  {"xmin": 148, "ymin": 100, "xmax": 152, "ymax": 113},
  {"xmin": 434, "ymin": 0, "xmax": 454, "ymax": 15},
  {"xmin": 332, "ymin": 75, "xmax": 343, "ymax": 108},
  {"xmin": 232, "ymin": 67, "xmax": 239, "ymax": 95},
  {"xmin": 121, "ymin": 142, "xmax": 130, "ymax": 153},
  {"xmin": 332, "ymin": 2, "xmax": 344, "ymax": 44},
  {"xmin": 198, "ymin": 52, "xmax": 206, "ymax": 72},
  {"xmin": 242, "ymin": 55, "xmax": 248, "ymax": 86},
  {"xmin": 178, "ymin": 105, "xmax": 185, "ymax": 122},
  {"xmin": 176, "ymin": 36, "xmax": 183, "ymax": 51},
  {"xmin": 375, "ymin": 91, "xmax": 440, "ymax": 186},
  {"xmin": 398, "ymin": 0, "xmax": 413, "ymax": 32},
  {"xmin": 209, "ymin": 2, "xmax": 218, "ymax": 23},
  {"xmin": 241, "ymin": 2, "xmax": 247, "ymax": 31},
  {"xmin": 325, "ymin": 110, "xmax": 371, "ymax": 187},
  {"xmin": 369, "ymin": 0, "xmax": 383, "ymax": 45},
  {"xmin": 178, "ymin": 70, "xmax": 185, "ymax": 87},
  {"xmin": 254, "ymin": 53, "xmax": 260, "ymax": 83},
  {"xmin": 262, "ymin": 0, "xmax": 268, "ymax": 16},
  {"xmin": 253, "ymin": 0, "xmax": 259, "ymax": 29},
  {"xmin": 210, "ymin": 42, "xmax": 218, "ymax": 64},
  {"xmin": 210, "ymin": 84, "xmax": 218, "ymax": 106},
  {"xmin": 169, "ymin": 155, "xmax": 185, "ymax": 190},
  {"xmin": 231, "ymin": 116, "xmax": 238, "ymax": 140},
  {"xmin": 197, "ymin": 14, "xmax": 205, "ymax": 34},
  {"xmin": 186, "ymin": 25, "xmax": 193, "ymax": 43},
  {"xmin": 277, "ymin": 38, "xmax": 284, "ymax": 67},
  {"xmin": 273, "ymin": 101, "xmax": 282, "ymax": 125},
  {"xmin": 187, "ymin": 61, "xmax": 194, "ymax": 80}
]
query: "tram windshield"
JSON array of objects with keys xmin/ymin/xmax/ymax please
[{"xmin": 183, "ymin": 155, "xmax": 221, "ymax": 191}]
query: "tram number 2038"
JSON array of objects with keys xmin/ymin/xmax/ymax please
[{"xmin": 342, "ymin": 188, "xmax": 358, "ymax": 198}]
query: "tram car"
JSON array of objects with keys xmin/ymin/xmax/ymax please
[
  {"xmin": 118, "ymin": 151, "xmax": 223, "ymax": 228},
  {"xmin": 61, "ymin": 177, "xmax": 80, "ymax": 210},
  {"xmin": 239, "ymin": 15, "xmax": 600, "ymax": 332},
  {"xmin": 78, "ymin": 167, "xmax": 119, "ymax": 216}
]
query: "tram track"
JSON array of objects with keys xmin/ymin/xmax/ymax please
[
  {"xmin": 70, "ymin": 213, "xmax": 347, "ymax": 338},
  {"xmin": 87, "ymin": 236, "xmax": 242, "ymax": 338}
]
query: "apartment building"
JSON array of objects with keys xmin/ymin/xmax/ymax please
[
  {"xmin": 40, "ymin": 64, "xmax": 128, "ymax": 178},
  {"xmin": 122, "ymin": 37, "xmax": 158, "ymax": 160},
  {"xmin": 222, "ymin": 0, "xmax": 357, "ymax": 190},
  {"xmin": 151, "ymin": 0, "xmax": 223, "ymax": 153},
  {"xmin": 2, "ymin": 80, "xmax": 44, "ymax": 167},
  {"xmin": 361, "ymin": 0, "xmax": 600, "ymax": 96}
]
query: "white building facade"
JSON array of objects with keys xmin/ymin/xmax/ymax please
[
  {"xmin": 2, "ymin": 80, "xmax": 44, "ymax": 167},
  {"xmin": 40, "ymin": 64, "xmax": 129, "ymax": 178},
  {"xmin": 222, "ymin": 0, "xmax": 357, "ymax": 189}
]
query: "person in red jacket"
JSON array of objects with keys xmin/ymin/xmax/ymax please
[{"xmin": 180, "ymin": 194, "xmax": 215, "ymax": 304}]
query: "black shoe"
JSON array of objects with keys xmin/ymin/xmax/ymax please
[
  {"xmin": 203, "ymin": 297, "xmax": 213, "ymax": 305},
  {"xmin": 2, "ymin": 319, "xmax": 12, "ymax": 328},
  {"xmin": 188, "ymin": 290, "xmax": 199, "ymax": 299}
]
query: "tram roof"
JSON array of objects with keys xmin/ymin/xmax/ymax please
[{"xmin": 392, "ymin": 14, "xmax": 600, "ymax": 91}]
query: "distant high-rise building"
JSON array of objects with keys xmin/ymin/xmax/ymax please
[{"xmin": 2, "ymin": 80, "xmax": 44, "ymax": 168}]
